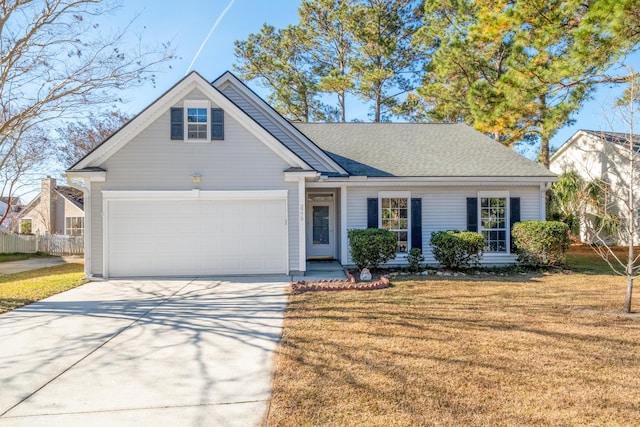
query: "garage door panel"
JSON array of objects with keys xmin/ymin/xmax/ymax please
[{"xmin": 107, "ymin": 197, "xmax": 288, "ymax": 277}]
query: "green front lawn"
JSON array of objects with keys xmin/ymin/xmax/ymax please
[
  {"xmin": 0, "ymin": 252, "xmax": 49, "ymax": 263},
  {"xmin": 0, "ymin": 263, "xmax": 87, "ymax": 313}
]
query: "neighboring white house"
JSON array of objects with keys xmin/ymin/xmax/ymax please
[
  {"xmin": 550, "ymin": 129, "xmax": 640, "ymax": 245},
  {"xmin": 18, "ymin": 177, "xmax": 85, "ymax": 236},
  {"xmin": 66, "ymin": 71, "xmax": 556, "ymax": 279}
]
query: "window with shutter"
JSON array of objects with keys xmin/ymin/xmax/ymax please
[
  {"xmin": 181, "ymin": 100, "xmax": 210, "ymax": 142},
  {"xmin": 378, "ymin": 191, "xmax": 411, "ymax": 254}
]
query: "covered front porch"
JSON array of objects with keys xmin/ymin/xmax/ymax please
[{"xmin": 305, "ymin": 188, "xmax": 346, "ymax": 264}]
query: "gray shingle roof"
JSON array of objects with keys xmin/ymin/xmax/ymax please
[
  {"xmin": 293, "ymin": 123, "xmax": 554, "ymax": 177},
  {"xmin": 582, "ymin": 130, "xmax": 640, "ymax": 149},
  {"xmin": 56, "ymin": 186, "xmax": 84, "ymax": 210}
]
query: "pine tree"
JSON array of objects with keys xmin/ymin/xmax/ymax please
[{"xmin": 418, "ymin": 0, "xmax": 640, "ymax": 167}]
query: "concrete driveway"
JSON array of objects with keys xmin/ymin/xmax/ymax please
[{"xmin": 0, "ymin": 277, "xmax": 289, "ymax": 426}]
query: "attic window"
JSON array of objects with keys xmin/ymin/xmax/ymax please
[
  {"xmin": 170, "ymin": 102, "xmax": 224, "ymax": 141},
  {"xmin": 185, "ymin": 101, "xmax": 210, "ymax": 141}
]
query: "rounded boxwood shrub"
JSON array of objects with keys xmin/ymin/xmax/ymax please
[
  {"xmin": 348, "ymin": 228, "xmax": 397, "ymax": 269},
  {"xmin": 430, "ymin": 230, "xmax": 484, "ymax": 269},
  {"xmin": 512, "ymin": 220, "xmax": 570, "ymax": 266}
]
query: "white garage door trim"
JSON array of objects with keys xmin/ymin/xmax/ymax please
[{"xmin": 102, "ymin": 190, "xmax": 289, "ymax": 278}]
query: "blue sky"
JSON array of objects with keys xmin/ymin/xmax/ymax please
[{"xmin": 104, "ymin": 0, "xmax": 640, "ymax": 153}]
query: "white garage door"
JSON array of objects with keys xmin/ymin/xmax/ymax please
[{"xmin": 105, "ymin": 195, "xmax": 288, "ymax": 277}]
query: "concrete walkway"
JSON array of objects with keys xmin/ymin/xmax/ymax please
[
  {"xmin": 293, "ymin": 261, "xmax": 347, "ymax": 282},
  {"xmin": 0, "ymin": 256, "xmax": 83, "ymax": 275},
  {"xmin": 0, "ymin": 277, "xmax": 289, "ymax": 426}
]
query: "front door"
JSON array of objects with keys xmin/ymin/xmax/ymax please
[{"xmin": 306, "ymin": 193, "xmax": 336, "ymax": 259}]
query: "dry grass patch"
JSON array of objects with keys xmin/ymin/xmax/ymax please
[
  {"xmin": 0, "ymin": 263, "xmax": 87, "ymax": 313},
  {"xmin": 269, "ymin": 271, "xmax": 640, "ymax": 426}
]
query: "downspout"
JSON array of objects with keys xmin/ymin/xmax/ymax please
[{"xmin": 540, "ymin": 181, "xmax": 552, "ymax": 220}]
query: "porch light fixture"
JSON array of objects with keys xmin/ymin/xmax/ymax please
[{"xmin": 192, "ymin": 174, "xmax": 201, "ymax": 184}]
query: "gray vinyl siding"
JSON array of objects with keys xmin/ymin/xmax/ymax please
[
  {"xmin": 89, "ymin": 91, "xmax": 300, "ymax": 275},
  {"xmin": 345, "ymin": 185, "xmax": 543, "ymax": 266},
  {"xmin": 220, "ymin": 85, "xmax": 331, "ymax": 173}
]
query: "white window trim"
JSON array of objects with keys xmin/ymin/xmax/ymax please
[
  {"xmin": 477, "ymin": 191, "xmax": 510, "ymax": 255},
  {"xmin": 378, "ymin": 191, "xmax": 411, "ymax": 256},
  {"xmin": 184, "ymin": 100, "xmax": 210, "ymax": 142}
]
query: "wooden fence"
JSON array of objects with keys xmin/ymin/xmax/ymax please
[{"xmin": 0, "ymin": 234, "xmax": 84, "ymax": 256}]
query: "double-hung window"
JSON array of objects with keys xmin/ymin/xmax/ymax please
[
  {"xmin": 380, "ymin": 193, "xmax": 410, "ymax": 253},
  {"xmin": 479, "ymin": 196, "xmax": 507, "ymax": 252},
  {"xmin": 185, "ymin": 101, "xmax": 210, "ymax": 141},
  {"xmin": 65, "ymin": 217, "xmax": 84, "ymax": 236}
]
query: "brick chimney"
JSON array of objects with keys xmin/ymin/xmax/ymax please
[{"xmin": 41, "ymin": 177, "xmax": 56, "ymax": 234}]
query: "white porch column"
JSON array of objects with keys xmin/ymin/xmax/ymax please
[
  {"xmin": 341, "ymin": 185, "xmax": 348, "ymax": 265},
  {"xmin": 66, "ymin": 171, "xmax": 106, "ymax": 279}
]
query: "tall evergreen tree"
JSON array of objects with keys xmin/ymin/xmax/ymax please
[
  {"xmin": 300, "ymin": 0, "xmax": 355, "ymax": 122},
  {"xmin": 233, "ymin": 0, "xmax": 426, "ymax": 122},
  {"xmin": 234, "ymin": 25, "xmax": 326, "ymax": 122},
  {"xmin": 349, "ymin": 0, "xmax": 426, "ymax": 122},
  {"xmin": 418, "ymin": 0, "xmax": 640, "ymax": 167}
]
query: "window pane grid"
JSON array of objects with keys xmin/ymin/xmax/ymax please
[
  {"xmin": 480, "ymin": 197, "xmax": 506, "ymax": 252},
  {"xmin": 65, "ymin": 217, "xmax": 84, "ymax": 236},
  {"xmin": 381, "ymin": 197, "xmax": 409, "ymax": 253},
  {"xmin": 186, "ymin": 107, "xmax": 208, "ymax": 140}
]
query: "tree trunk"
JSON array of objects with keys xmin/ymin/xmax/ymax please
[
  {"xmin": 625, "ymin": 275, "xmax": 634, "ymax": 313},
  {"xmin": 540, "ymin": 134, "xmax": 550, "ymax": 169},
  {"xmin": 539, "ymin": 95, "xmax": 550, "ymax": 169},
  {"xmin": 625, "ymin": 115, "xmax": 635, "ymax": 313}
]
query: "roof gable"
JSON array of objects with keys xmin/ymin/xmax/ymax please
[
  {"xmin": 295, "ymin": 123, "xmax": 555, "ymax": 178},
  {"xmin": 212, "ymin": 72, "xmax": 347, "ymax": 176},
  {"xmin": 551, "ymin": 129, "xmax": 640, "ymax": 165},
  {"xmin": 56, "ymin": 186, "xmax": 84, "ymax": 210},
  {"xmin": 18, "ymin": 185, "xmax": 84, "ymax": 218},
  {"xmin": 70, "ymin": 71, "xmax": 312, "ymax": 172}
]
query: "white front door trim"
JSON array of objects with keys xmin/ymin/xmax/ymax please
[{"xmin": 306, "ymin": 191, "xmax": 337, "ymax": 259}]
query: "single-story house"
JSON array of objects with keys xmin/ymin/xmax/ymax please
[
  {"xmin": 67, "ymin": 71, "xmax": 556, "ymax": 279},
  {"xmin": 18, "ymin": 177, "xmax": 84, "ymax": 236},
  {"xmin": 550, "ymin": 129, "xmax": 640, "ymax": 244}
]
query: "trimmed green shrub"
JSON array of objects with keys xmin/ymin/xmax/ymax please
[
  {"xmin": 348, "ymin": 228, "xmax": 397, "ymax": 269},
  {"xmin": 407, "ymin": 248, "xmax": 424, "ymax": 272},
  {"xmin": 512, "ymin": 220, "xmax": 570, "ymax": 266},
  {"xmin": 430, "ymin": 230, "xmax": 484, "ymax": 269}
]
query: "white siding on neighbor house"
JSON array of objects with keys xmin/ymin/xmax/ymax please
[
  {"xmin": 88, "ymin": 90, "xmax": 300, "ymax": 275},
  {"xmin": 345, "ymin": 185, "xmax": 544, "ymax": 266},
  {"xmin": 551, "ymin": 134, "xmax": 640, "ymax": 245},
  {"xmin": 220, "ymin": 85, "xmax": 332, "ymax": 173},
  {"xmin": 550, "ymin": 135, "xmax": 607, "ymax": 180}
]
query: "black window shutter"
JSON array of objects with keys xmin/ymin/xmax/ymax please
[
  {"xmin": 170, "ymin": 107, "xmax": 183, "ymax": 140},
  {"xmin": 211, "ymin": 108, "xmax": 224, "ymax": 140},
  {"xmin": 367, "ymin": 198, "xmax": 378, "ymax": 228},
  {"xmin": 411, "ymin": 198, "xmax": 422, "ymax": 251},
  {"xmin": 510, "ymin": 197, "xmax": 521, "ymax": 252},
  {"xmin": 467, "ymin": 198, "xmax": 478, "ymax": 232}
]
